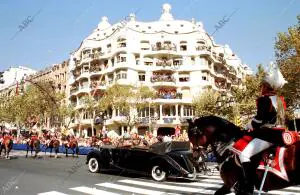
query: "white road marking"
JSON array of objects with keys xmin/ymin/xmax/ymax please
[
  {"xmin": 167, "ymin": 181, "xmax": 222, "ymax": 188},
  {"xmin": 118, "ymin": 179, "xmax": 205, "ymax": 193},
  {"xmin": 284, "ymin": 186, "xmax": 300, "ymax": 191},
  {"xmin": 259, "ymin": 190, "xmax": 300, "ymax": 195},
  {"xmin": 37, "ymin": 191, "xmax": 69, "ymax": 195},
  {"xmin": 70, "ymin": 186, "xmax": 121, "ymax": 195},
  {"xmin": 197, "ymin": 175, "xmax": 221, "ymax": 179},
  {"xmin": 36, "ymin": 174, "xmax": 300, "ymax": 195},
  {"xmin": 200, "ymin": 178, "xmax": 224, "ymax": 183},
  {"xmin": 96, "ymin": 182, "xmax": 165, "ymax": 195}
]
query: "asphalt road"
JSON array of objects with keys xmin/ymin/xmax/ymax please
[
  {"xmin": 0, "ymin": 151, "xmax": 138, "ymax": 195},
  {"xmin": 1, "ymin": 151, "xmax": 300, "ymax": 195}
]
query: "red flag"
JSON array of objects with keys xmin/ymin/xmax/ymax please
[{"xmin": 16, "ymin": 81, "xmax": 19, "ymax": 96}]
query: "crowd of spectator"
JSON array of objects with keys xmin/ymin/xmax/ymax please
[
  {"xmin": 1, "ymin": 129, "xmax": 190, "ymax": 148},
  {"xmin": 151, "ymin": 73, "xmax": 175, "ymax": 82},
  {"xmin": 157, "ymin": 89, "xmax": 182, "ymax": 99}
]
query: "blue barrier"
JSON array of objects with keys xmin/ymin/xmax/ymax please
[{"xmin": 12, "ymin": 144, "xmax": 94, "ymax": 155}]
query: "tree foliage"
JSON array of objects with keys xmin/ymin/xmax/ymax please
[
  {"xmin": 0, "ymin": 80, "xmax": 63, "ymax": 129},
  {"xmin": 57, "ymin": 104, "xmax": 77, "ymax": 128},
  {"xmin": 193, "ymin": 89, "xmax": 220, "ymax": 117},
  {"xmin": 98, "ymin": 84, "xmax": 155, "ymax": 128},
  {"xmin": 275, "ymin": 15, "xmax": 300, "ymax": 110},
  {"xmin": 231, "ymin": 65, "xmax": 265, "ymax": 117}
]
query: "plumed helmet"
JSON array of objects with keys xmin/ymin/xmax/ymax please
[{"xmin": 263, "ymin": 61, "xmax": 287, "ymax": 90}]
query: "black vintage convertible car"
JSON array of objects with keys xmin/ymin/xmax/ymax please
[{"xmin": 86, "ymin": 141, "xmax": 197, "ymax": 181}]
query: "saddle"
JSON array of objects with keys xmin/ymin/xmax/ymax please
[{"xmin": 232, "ymin": 134, "xmax": 299, "ymax": 182}]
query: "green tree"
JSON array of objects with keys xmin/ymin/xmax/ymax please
[
  {"xmin": 275, "ymin": 15, "xmax": 300, "ymax": 111},
  {"xmin": 98, "ymin": 84, "xmax": 155, "ymax": 132},
  {"xmin": 193, "ymin": 89, "xmax": 220, "ymax": 117},
  {"xmin": 81, "ymin": 95, "xmax": 100, "ymax": 137},
  {"xmin": 231, "ymin": 65, "xmax": 266, "ymax": 124},
  {"xmin": 58, "ymin": 104, "xmax": 77, "ymax": 129},
  {"xmin": 0, "ymin": 80, "xmax": 63, "ymax": 136}
]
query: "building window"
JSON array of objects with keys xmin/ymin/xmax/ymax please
[
  {"xmin": 116, "ymin": 70, "xmax": 127, "ymax": 80},
  {"xmin": 138, "ymin": 72, "xmax": 145, "ymax": 81},
  {"xmin": 117, "ymin": 38, "xmax": 126, "ymax": 48},
  {"xmin": 180, "ymin": 41, "xmax": 187, "ymax": 51},
  {"xmin": 107, "ymin": 44, "xmax": 111, "ymax": 53},
  {"xmin": 183, "ymin": 106, "xmax": 194, "ymax": 116},
  {"xmin": 179, "ymin": 73, "xmax": 189, "ymax": 82},
  {"xmin": 140, "ymin": 41, "xmax": 150, "ymax": 50},
  {"xmin": 117, "ymin": 55, "xmax": 126, "ymax": 63},
  {"xmin": 116, "ymin": 108, "xmax": 127, "ymax": 116},
  {"xmin": 108, "ymin": 74, "xmax": 113, "ymax": 84},
  {"xmin": 138, "ymin": 107, "xmax": 154, "ymax": 117}
]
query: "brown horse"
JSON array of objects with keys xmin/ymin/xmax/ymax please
[
  {"xmin": 26, "ymin": 136, "xmax": 41, "ymax": 158},
  {"xmin": 63, "ymin": 136, "xmax": 79, "ymax": 157},
  {"xmin": 0, "ymin": 136, "xmax": 13, "ymax": 159},
  {"xmin": 44, "ymin": 139, "xmax": 60, "ymax": 158},
  {"xmin": 187, "ymin": 116, "xmax": 300, "ymax": 195}
]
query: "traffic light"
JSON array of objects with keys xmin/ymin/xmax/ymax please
[
  {"xmin": 235, "ymin": 116, "xmax": 242, "ymax": 127},
  {"xmin": 0, "ymin": 72, "xmax": 4, "ymax": 84}
]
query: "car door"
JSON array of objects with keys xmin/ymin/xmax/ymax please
[
  {"xmin": 126, "ymin": 149, "xmax": 155, "ymax": 172},
  {"xmin": 111, "ymin": 148, "xmax": 123, "ymax": 167}
]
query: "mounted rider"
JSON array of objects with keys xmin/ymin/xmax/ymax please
[
  {"xmin": 28, "ymin": 125, "xmax": 39, "ymax": 144},
  {"xmin": 232, "ymin": 62, "xmax": 288, "ymax": 195}
]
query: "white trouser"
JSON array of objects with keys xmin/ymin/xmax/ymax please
[{"xmin": 239, "ymin": 138, "xmax": 273, "ymax": 163}]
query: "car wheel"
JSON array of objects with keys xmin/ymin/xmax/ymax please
[
  {"xmin": 88, "ymin": 157, "xmax": 100, "ymax": 173},
  {"xmin": 151, "ymin": 165, "xmax": 166, "ymax": 182}
]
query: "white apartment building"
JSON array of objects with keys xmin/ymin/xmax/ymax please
[
  {"xmin": 67, "ymin": 3, "xmax": 252, "ymax": 137},
  {"xmin": 0, "ymin": 66, "xmax": 36, "ymax": 91}
]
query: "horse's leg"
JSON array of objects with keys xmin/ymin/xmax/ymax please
[
  {"xmin": 50, "ymin": 147, "xmax": 52, "ymax": 157},
  {"xmin": 55, "ymin": 146, "xmax": 58, "ymax": 158},
  {"xmin": 35, "ymin": 143, "xmax": 40, "ymax": 158},
  {"xmin": 26, "ymin": 144, "xmax": 29, "ymax": 158},
  {"xmin": 44, "ymin": 145, "xmax": 47, "ymax": 156},
  {"xmin": 214, "ymin": 185, "xmax": 232, "ymax": 195},
  {"xmin": 3, "ymin": 146, "xmax": 6, "ymax": 158},
  {"xmin": 31, "ymin": 145, "xmax": 33, "ymax": 156},
  {"xmin": 65, "ymin": 147, "xmax": 68, "ymax": 157},
  {"xmin": 6, "ymin": 145, "xmax": 10, "ymax": 159},
  {"xmin": 76, "ymin": 146, "xmax": 79, "ymax": 157}
]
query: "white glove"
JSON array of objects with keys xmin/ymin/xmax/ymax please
[{"xmin": 244, "ymin": 122, "xmax": 253, "ymax": 131}]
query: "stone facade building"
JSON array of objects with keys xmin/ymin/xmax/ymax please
[{"xmin": 67, "ymin": 3, "xmax": 252, "ymax": 137}]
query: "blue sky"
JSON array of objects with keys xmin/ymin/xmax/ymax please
[{"xmin": 0, "ymin": 0, "xmax": 299, "ymax": 72}]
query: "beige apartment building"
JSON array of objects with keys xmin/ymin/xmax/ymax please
[
  {"xmin": 27, "ymin": 60, "xmax": 69, "ymax": 101},
  {"xmin": 0, "ymin": 61, "xmax": 69, "ymax": 129}
]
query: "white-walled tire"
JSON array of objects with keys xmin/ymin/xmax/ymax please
[
  {"xmin": 88, "ymin": 157, "xmax": 100, "ymax": 173},
  {"xmin": 151, "ymin": 165, "xmax": 166, "ymax": 182}
]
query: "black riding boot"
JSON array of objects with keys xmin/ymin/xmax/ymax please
[{"xmin": 236, "ymin": 162, "xmax": 255, "ymax": 195}]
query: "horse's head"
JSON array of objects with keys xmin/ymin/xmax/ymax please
[
  {"xmin": 188, "ymin": 116, "xmax": 243, "ymax": 151},
  {"xmin": 187, "ymin": 118, "xmax": 217, "ymax": 150}
]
